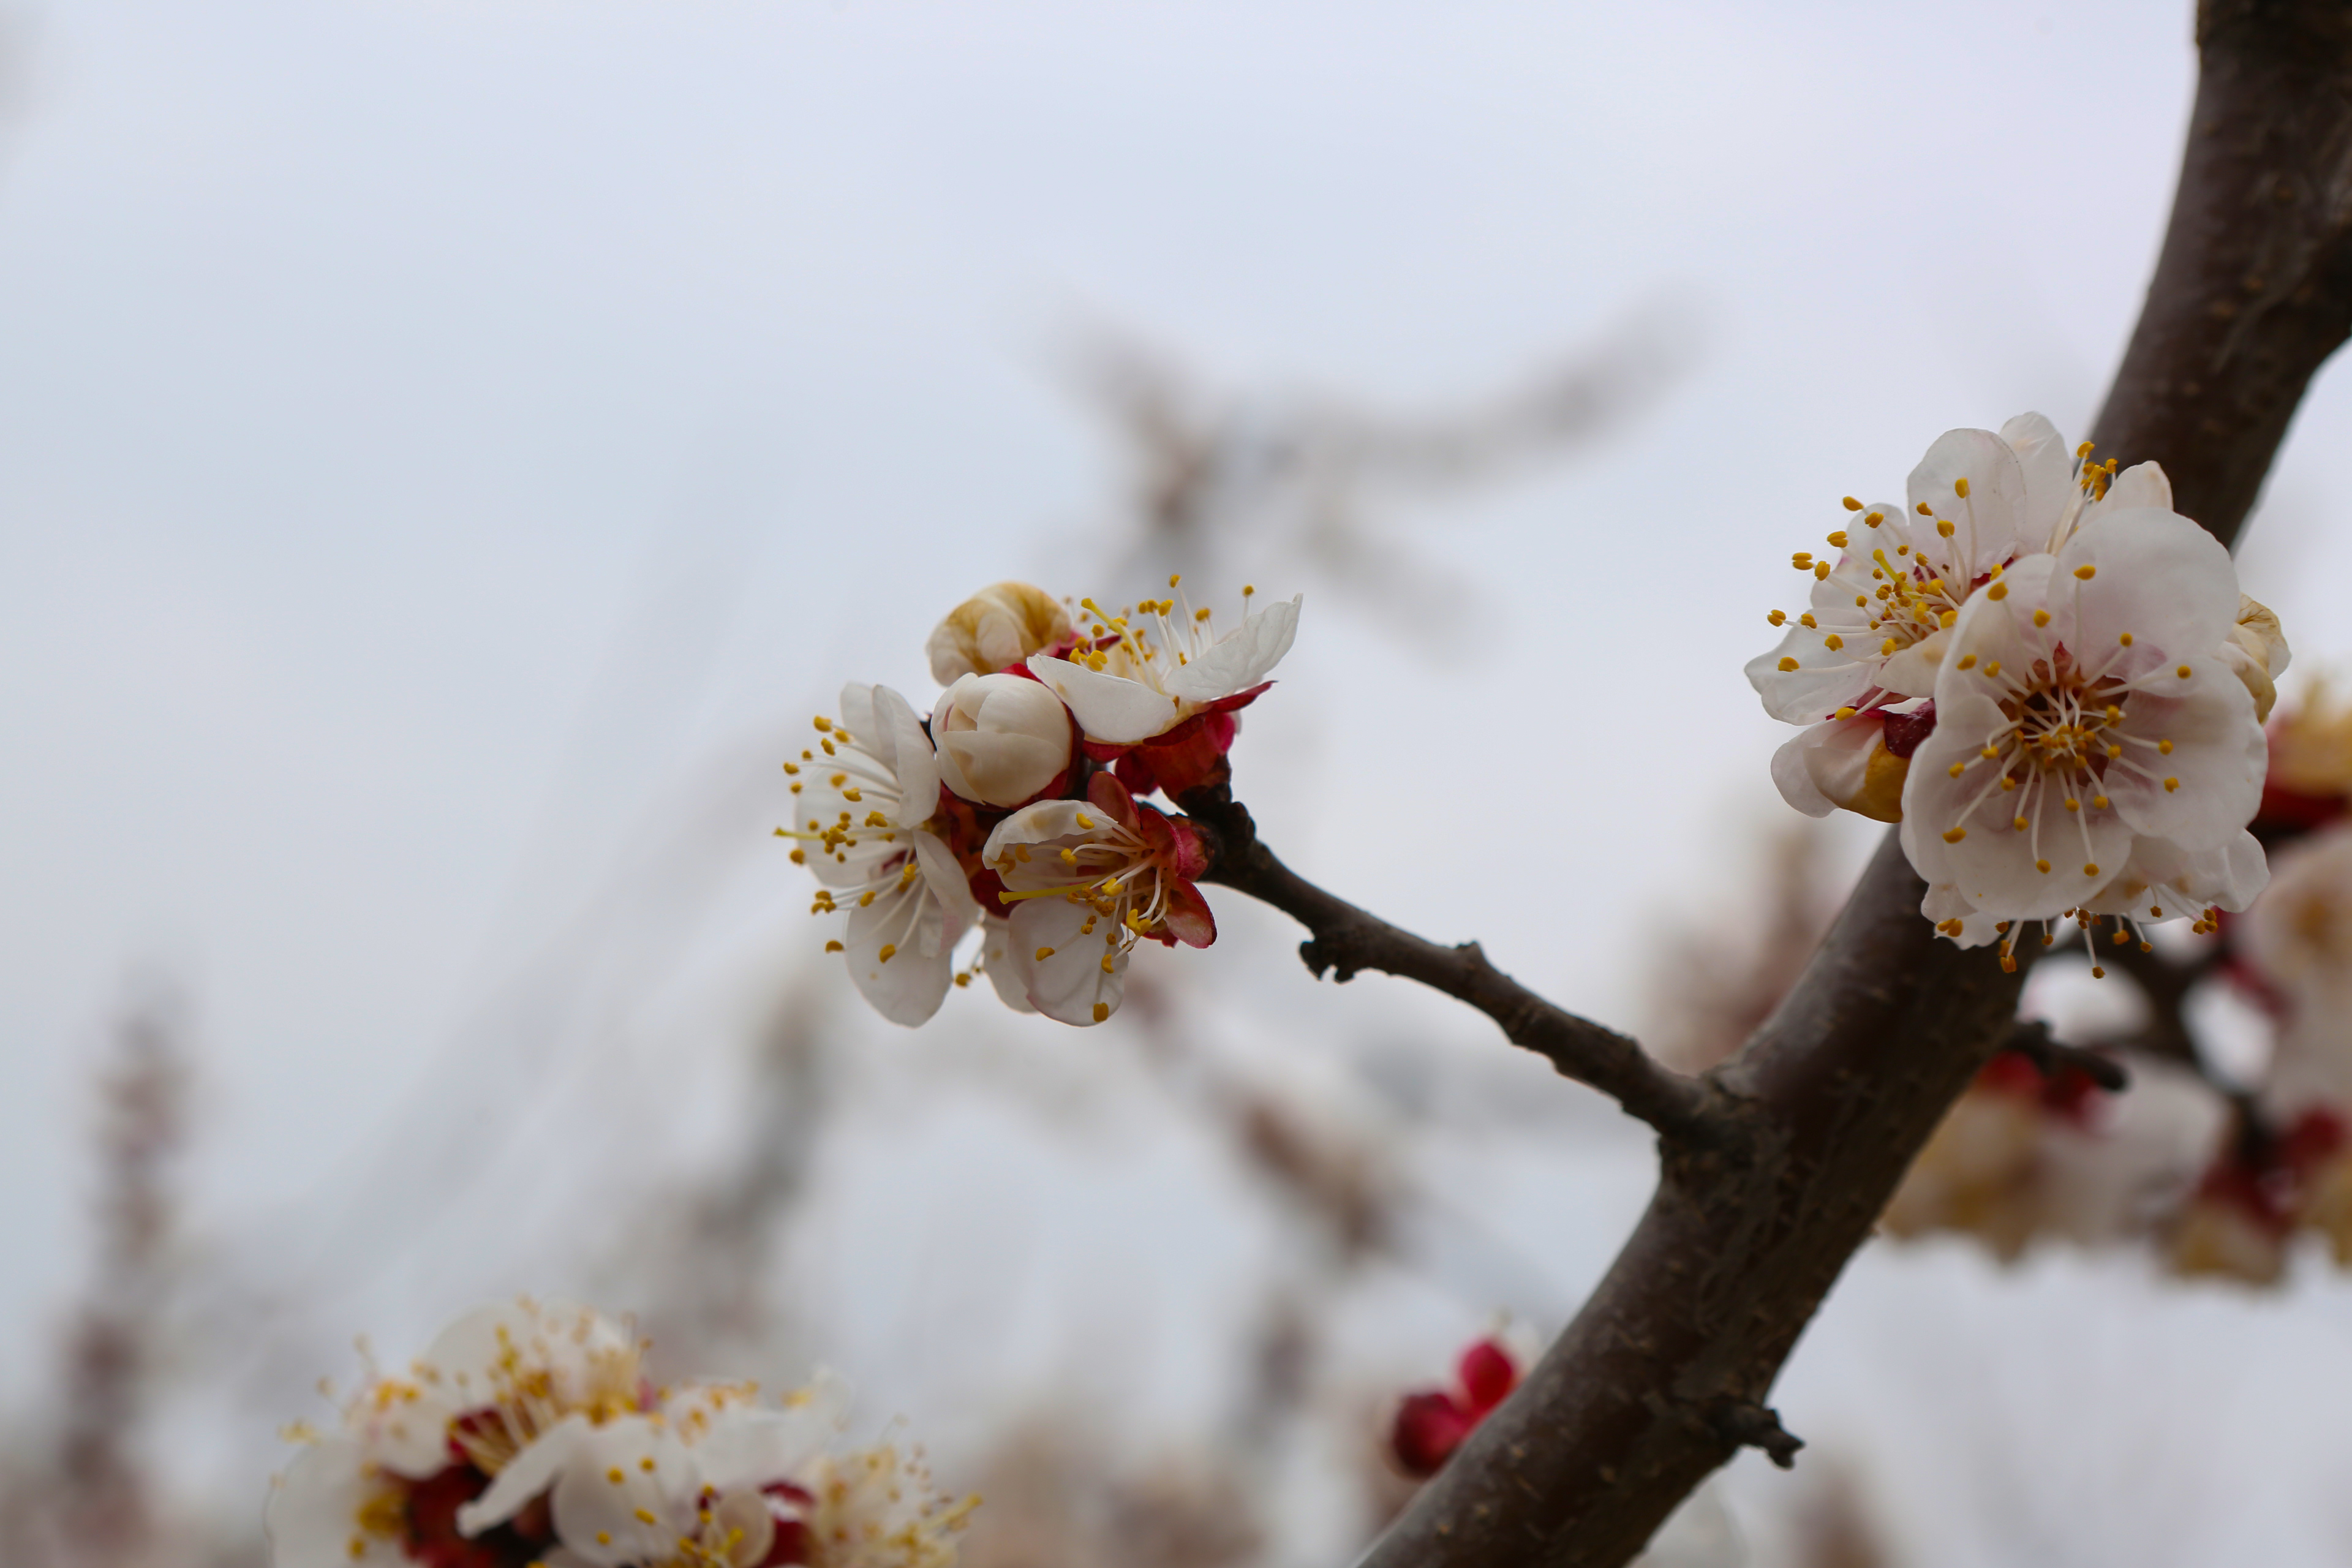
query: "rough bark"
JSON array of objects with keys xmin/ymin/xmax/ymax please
[{"xmin": 1326, "ymin": 7, "xmax": 2352, "ymax": 1564}]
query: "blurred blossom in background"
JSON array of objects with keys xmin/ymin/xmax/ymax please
[{"xmin": 10, "ymin": 2, "xmax": 2352, "ymax": 1566}]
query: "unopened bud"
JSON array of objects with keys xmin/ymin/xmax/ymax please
[
  {"xmin": 927, "ymin": 582, "xmax": 1072, "ymax": 684},
  {"xmin": 932, "ymin": 674, "xmax": 1074, "ymax": 807}
]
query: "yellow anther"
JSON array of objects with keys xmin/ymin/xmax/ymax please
[
  {"xmin": 2158, "ymin": 738, "xmax": 2174, "ymax": 754},
  {"xmin": 2164, "ymin": 776, "xmax": 2180, "ymax": 792},
  {"xmin": 858, "ymin": 891, "xmax": 875, "ymax": 907},
  {"xmin": 2176, "ymin": 663, "xmax": 2193, "ymax": 679},
  {"xmin": 2119, "ymin": 631, "xmax": 2133, "ymax": 646},
  {"xmin": 1957, "ymin": 654, "xmax": 1977, "ymax": 670},
  {"xmin": 1879, "ymin": 638, "xmax": 1897, "ymax": 655},
  {"xmin": 2092, "ymin": 794, "xmax": 2110, "ymax": 809},
  {"xmin": 2073, "ymin": 564, "xmax": 2097, "ymax": 580},
  {"xmin": 1981, "ymin": 746, "xmax": 1999, "ymax": 760},
  {"xmin": 2000, "ymin": 776, "xmax": 2017, "ymax": 791},
  {"xmin": 1842, "ymin": 496, "xmax": 1863, "ymax": 511},
  {"xmin": 813, "ymin": 717, "xmax": 833, "ymax": 733},
  {"xmin": 1942, "ymin": 826, "xmax": 1967, "ymax": 843},
  {"xmin": 878, "ymin": 943, "xmax": 897, "ymax": 963},
  {"xmin": 1242, "ymin": 584, "xmax": 1256, "ymax": 597},
  {"xmin": 1035, "ymin": 947, "xmax": 1055, "ymax": 962},
  {"xmin": 1826, "ymin": 530, "xmax": 1849, "ymax": 548},
  {"xmin": 1100, "ymin": 954, "xmax": 1116, "ymax": 973},
  {"xmin": 1833, "ymin": 706, "xmax": 1857, "ymax": 720},
  {"xmin": 2032, "ymin": 609, "xmax": 2050, "ymax": 627},
  {"xmin": 1985, "ymin": 660, "xmax": 2001, "ymax": 677},
  {"xmin": 1075, "ymin": 812, "xmax": 1095, "ymax": 829},
  {"xmin": 2013, "ymin": 815, "xmax": 2029, "ymax": 830},
  {"xmin": 1092, "ymin": 1001, "xmax": 1110, "ymax": 1022},
  {"xmin": 2083, "ymin": 863, "xmax": 2100, "ymax": 876},
  {"xmin": 1939, "ymin": 609, "xmax": 1956, "ymax": 628},
  {"xmin": 1767, "ymin": 609, "xmax": 1787, "ymax": 626},
  {"xmin": 1948, "ymin": 761, "xmax": 1966, "ymax": 777},
  {"xmin": 2036, "ymin": 859, "xmax": 2052, "ymax": 873},
  {"xmin": 1168, "ymin": 572, "xmax": 1181, "ymax": 587},
  {"xmin": 1864, "ymin": 510, "xmax": 1884, "ymax": 526},
  {"xmin": 2064, "ymin": 797, "xmax": 2079, "ymax": 812},
  {"xmin": 824, "ymin": 939, "xmax": 843, "ymax": 952},
  {"xmin": 1916, "ymin": 502, "xmax": 1933, "ymax": 515},
  {"xmin": 1792, "ymin": 552, "xmax": 1814, "ymax": 569},
  {"xmin": 609, "ymin": 1468, "xmax": 625, "ymax": 1485},
  {"xmin": 1060, "ymin": 848, "xmax": 1078, "ymax": 864},
  {"xmin": 2076, "ymin": 441, "xmax": 2095, "ymax": 458},
  {"xmin": 829, "ymin": 772, "xmax": 847, "ymax": 786},
  {"xmin": 782, "ymin": 761, "xmax": 800, "ymax": 775},
  {"xmin": 1799, "ymin": 612, "xmax": 1817, "ymax": 628},
  {"xmin": 2106, "ymin": 744, "xmax": 2121, "ymax": 759},
  {"xmin": 1823, "ymin": 633, "xmax": 1844, "ymax": 650},
  {"xmin": 1954, "ymin": 477, "xmax": 1970, "ymax": 498},
  {"xmin": 1194, "ymin": 606, "xmax": 1213, "ymax": 621},
  {"xmin": 1936, "ymin": 518, "xmax": 1956, "ymax": 538},
  {"xmin": 842, "ymin": 786, "xmax": 862, "ymax": 802},
  {"xmin": 1814, "ymin": 561, "xmax": 1831, "ymax": 579},
  {"xmin": 1779, "ymin": 656, "xmax": 1801, "ymax": 671},
  {"xmin": 1855, "ymin": 595, "xmax": 1868, "ymax": 606},
  {"xmin": 1988, "ymin": 582, "xmax": 2008, "ymax": 600}
]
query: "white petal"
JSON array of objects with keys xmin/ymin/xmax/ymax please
[
  {"xmin": 1875, "ymin": 629, "xmax": 1949, "ymax": 701},
  {"xmin": 911, "ymin": 828, "xmax": 979, "ymax": 942},
  {"xmin": 2101, "ymin": 677, "xmax": 2264, "ymax": 853},
  {"xmin": 982, "ymin": 799, "xmax": 1095, "ymax": 869},
  {"xmin": 1999, "ymin": 411, "xmax": 2075, "ymax": 549},
  {"xmin": 1026, "ymin": 656, "xmax": 1180, "ymax": 745},
  {"xmin": 843, "ymin": 880, "xmax": 954, "ymax": 1026},
  {"xmin": 458, "ymin": 1413, "xmax": 592, "ymax": 1536},
  {"xmin": 1907, "ymin": 426, "xmax": 2029, "ymax": 581},
  {"xmin": 981, "ymin": 917, "xmax": 1037, "ymax": 1013},
  {"xmin": 547, "ymin": 1417, "xmax": 695, "ymax": 1568},
  {"xmin": 268, "ymin": 1437, "xmax": 407, "ymax": 1568},
  {"xmin": 1744, "ymin": 627, "xmax": 1877, "ymax": 725},
  {"xmin": 1770, "ymin": 729, "xmax": 1839, "ymax": 818},
  {"xmin": 836, "ymin": 683, "xmax": 878, "ymax": 742},
  {"xmin": 1009, "ymin": 897, "xmax": 1129, "ymax": 1025},
  {"xmin": 868, "ymin": 685, "xmax": 941, "ymax": 822},
  {"xmin": 2056, "ymin": 508, "xmax": 2238, "ymax": 661},
  {"xmin": 1166, "ymin": 594, "xmax": 1300, "ymax": 701}
]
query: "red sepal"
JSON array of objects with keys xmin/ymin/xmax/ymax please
[
  {"xmin": 1159, "ymin": 880, "xmax": 1218, "ymax": 949},
  {"xmin": 1456, "ymin": 1338, "xmax": 1518, "ymax": 1415}
]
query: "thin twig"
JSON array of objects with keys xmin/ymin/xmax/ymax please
[
  {"xmin": 1179, "ymin": 784, "xmax": 1738, "ymax": 1148},
  {"xmin": 2001, "ymin": 1019, "xmax": 2132, "ymax": 1094}
]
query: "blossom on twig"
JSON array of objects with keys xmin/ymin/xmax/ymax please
[{"xmin": 267, "ymin": 1300, "xmax": 975, "ymax": 1568}]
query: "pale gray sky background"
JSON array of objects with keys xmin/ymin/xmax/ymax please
[{"xmin": 9, "ymin": 2, "xmax": 2352, "ymax": 1562}]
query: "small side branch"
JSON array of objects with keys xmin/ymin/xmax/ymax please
[
  {"xmin": 2002, "ymin": 1018, "xmax": 2132, "ymax": 1093},
  {"xmin": 1179, "ymin": 785, "xmax": 1736, "ymax": 1147},
  {"xmin": 1708, "ymin": 1401, "xmax": 1804, "ymax": 1471}
]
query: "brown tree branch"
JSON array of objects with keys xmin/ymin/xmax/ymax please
[
  {"xmin": 1317, "ymin": 7, "xmax": 2352, "ymax": 1564},
  {"xmin": 1180, "ymin": 784, "xmax": 1737, "ymax": 1148}
]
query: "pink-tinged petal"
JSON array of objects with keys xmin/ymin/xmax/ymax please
[
  {"xmin": 546, "ymin": 1418, "xmax": 694, "ymax": 1568},
  {"xmin": 268, "ymin": 1436, "xmax": 408, "ymax": 1568},
  {"xmin": 1009, "ymin": 897, "xmax": 1129, "ymax": 1025},
  {"xmin": 1167, "ymin": 595, "xmax": 1300, "ymax": 702},
  {"xmin": 1027, "ymin": 655, "xmax": 1184, "ymax": 745},
  {"xmin": 417, "ymin": 1301, "xmax": 631, "ymax": 1417},
  {"xmin": 1774, "ymin": 713, "xmax": 1904, "ymax": 822},
  {"xmin": 2055, "ymin": 508, "xmax": 2238, "ymax": 660},
  {"xmin": 1916, "ymin": 881, "xmax": 2003, "ymax": 948},
  {"xmin": 867, "ymin": 684, "xmax": 940, "ymax": 820},
  {"xmin": 1086, "ymin": 770, "xmax": 1139, "ymax": 824},
  {"xmin": 2100, "ymin": 677, "xmax": 2266, "ymax": 852},
  {"xmin": 2000, "ymin": 411, "xmax": 2076, "ymax": 548},
  {"xmin": 1907, "ymin": 426, "xmax": 2029, "ymax": 581},
  {"xmin": 457, "ymin": 1414, "xmax": 592, "ymax": 1536},
  {"xmin": 1166, "ymin": 814, "xmax": 1211, "ymax": 881},
  {"xmin": 842, "ymin": 881, "xmax": 954, "ymax": 1026},
  {"xmin": 1197, "ymin": 681, "xmax": 1273, "ymax": 717},
  {"xmin": 1160, "ymin": 880, "xmax": 1217, "ymax": 948}
]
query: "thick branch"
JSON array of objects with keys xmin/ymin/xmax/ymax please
[
  {"xmin": 1345, "ymin": 8, "xmax": 2352, "ymax": 1565},
  {"xmin": 1180, "ymin": 785, "xmax": 1733, "ymax": 1146}
]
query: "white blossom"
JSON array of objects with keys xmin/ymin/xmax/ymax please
[
  {"xmin": 2242, "ymin": 823, "xmax": 2352, "ymax": 1114},
  {"xmin": 1747, "ymin": 414, "xmax": 2166, "ymax": 728},
  {"xmin": 978, "ymin": 774, "xmax": 1216, "ymax": 1026},
  {"xmin": 1027, "ymin": 581, "xmax": 1297, "ymax": 748},
  {"xmin": 270, "ymin": 1304, "xmax": 973, "ymax": 1568},
  {"xmin": 1898, "ymin": 508, "xmax": 2271, "ymax": 954},
  {"xmin": 782, "ymin": 684, "xmax": 979, "ymax": 1027}
]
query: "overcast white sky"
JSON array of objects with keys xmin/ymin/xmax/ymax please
[{"xmin": 9, "ymin": 1, "xmax": 2352, "ymax": 1560}]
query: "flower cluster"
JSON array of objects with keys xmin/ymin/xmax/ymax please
[
  {"xmin": 1749, "ymin": 415, "xmax": 2286, "ymax": 965},
  {"xmin": 779, "ymin": 579, "xmax": 1298, "ymax": 1027},
  {"xmin": 267, "ymin": 1300, "xmax": 974, "ymax": 1568}
]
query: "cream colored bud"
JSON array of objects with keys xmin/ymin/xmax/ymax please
[
  {"xmin": 926, "ymin": 582, "xmax": 1073, "ymax": 684},
  {"xmin": 932, "ymin": 674, "xmax": 1073, "ymax": 807},
  {"xmin": 2218, "ymin": 594, "xmax": 2290, "ymax": 722},
  {"xmin": 1801, "ymin": 725, "xmax": 1909, "ymax": 824}
]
